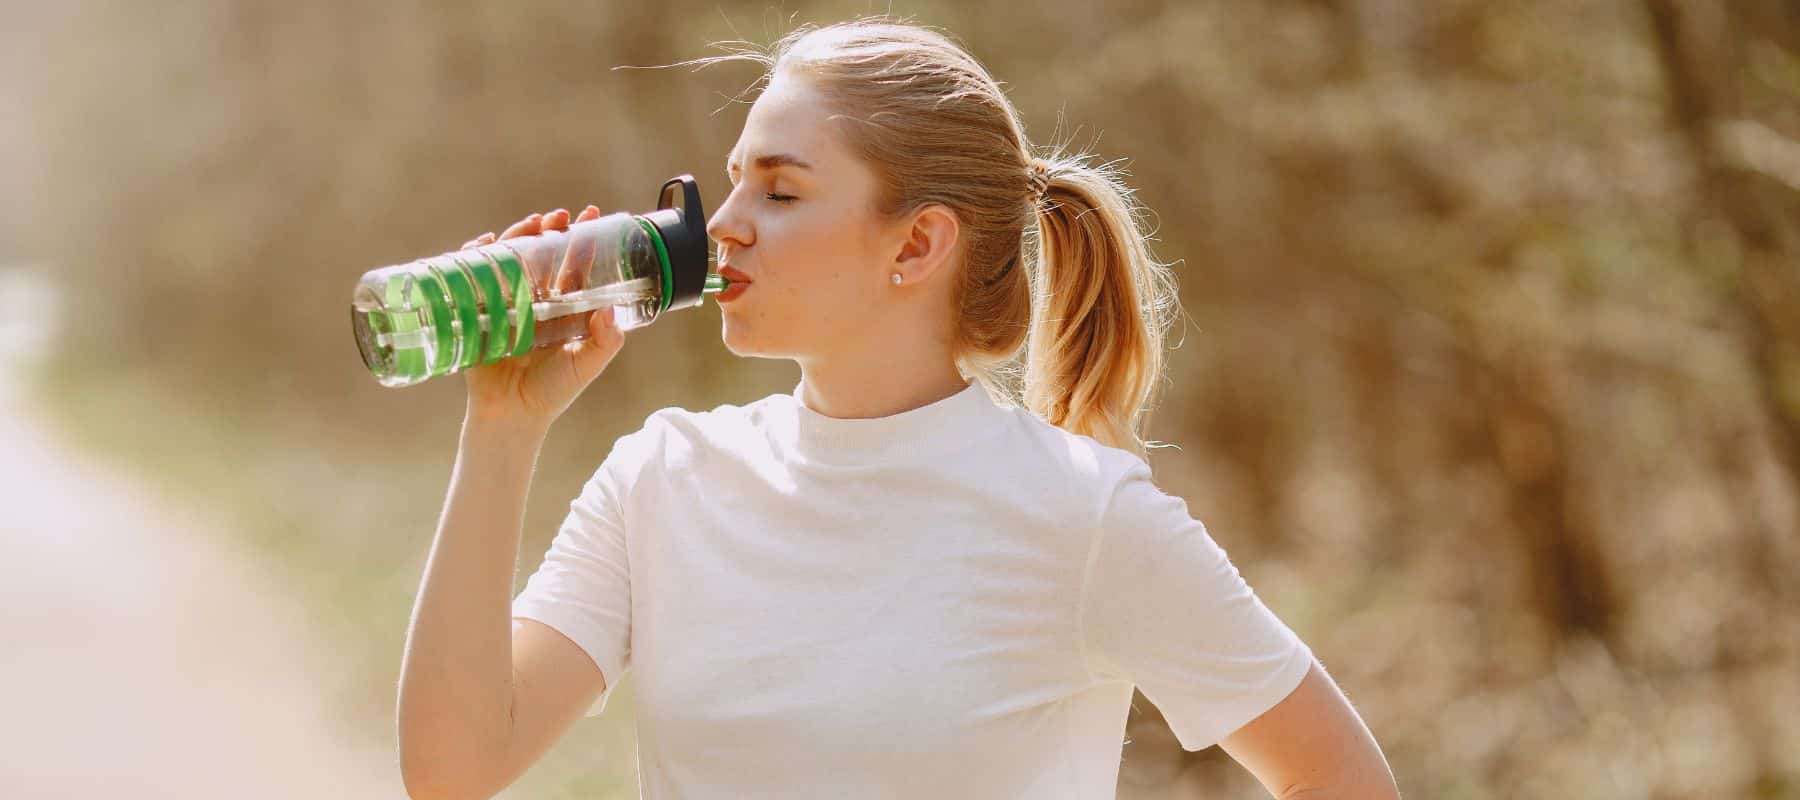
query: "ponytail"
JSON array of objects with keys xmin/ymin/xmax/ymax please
[{"xmin": 1022, "ymin": 153, "xmax": 1180, "ymax": 460}]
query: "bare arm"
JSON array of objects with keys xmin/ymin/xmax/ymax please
[
  {"xmin": 397, "ymin": 207, "xmax": 625, "ymax": 799},
  {"xmin": 395, "ymin": 416, "xmax": 606, "ymax": 800},
  {"xmin": 1220, "ymin": 660, "xmax": 1400, "ymax": 799}
]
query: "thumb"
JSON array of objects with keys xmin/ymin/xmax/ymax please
[{"xmin": 570, "ymin": 307, "xmax": 626, "ymax": 380}]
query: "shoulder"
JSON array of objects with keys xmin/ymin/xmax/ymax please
[{"xmin": 992, "ymin": 404, "xmax": 1154, "ymax": 521}]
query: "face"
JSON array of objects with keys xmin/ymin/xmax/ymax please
[{"xmin": 707, "ymin": 72, "xmax": 898, "ymax": 361}]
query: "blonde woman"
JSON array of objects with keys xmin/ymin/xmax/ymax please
[{"xmin": 398, "ymin": 18, "xmax": 1399, "ymax": 800}]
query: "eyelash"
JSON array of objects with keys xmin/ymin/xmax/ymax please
[{"xmin": 725, "ymin": 176, "xmax": 796, "ymax": 204}]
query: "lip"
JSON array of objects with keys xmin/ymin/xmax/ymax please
[{"xmin": 715, "ymin": 264, "xmax": 752, "ymax": 304}]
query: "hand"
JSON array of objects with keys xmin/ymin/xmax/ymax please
[{"xmin": 459, "ymin": 205, "xmax": 624, "ymax": 430}]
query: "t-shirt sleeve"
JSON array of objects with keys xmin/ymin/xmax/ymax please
[
  {"xmin": 510, "ymin": 423, "xmax": 655, "ymax": 719},
  {"xmin": 1080, "ymin": 456, "xmax": 1315, "ymax": 751}
]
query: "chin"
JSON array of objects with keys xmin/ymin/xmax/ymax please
[
  {"xmin": 719, "ymin": 317, "xmax": 798, "ymax": 360},
  {"xmin": 720, "ymin": 318, "xmax": 760, "ymax": 358}
]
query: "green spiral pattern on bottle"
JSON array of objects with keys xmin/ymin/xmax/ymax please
[
  {"xmin": 437, "ymin": 252, "xmax": 489, "ymax": 369},
  {"xmin": 487, "ymin": 247, "xmax": 536, "ymax": 357},
  {"xmin": 414, "ymin": 266, "xmax": 457, "ymax": 376},
  {"xmin": 460, "ymin": 250, "xmax": 511, "ymax": 364},
  {"xmin": 383, "ymin": 271, "xmax": 427, "ymax": 379},
  {"xmin": 428, "ymin": 254, "xmax": 485, "ymax": 371}
]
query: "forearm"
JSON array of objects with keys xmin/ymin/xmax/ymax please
[
  {"xmin": 1223, "ymin": 661, "xmax": 1401, "ymax": 800},
  {"xmin": 397, "ymin": 415, "xmax": 549, "ymax": 797}
]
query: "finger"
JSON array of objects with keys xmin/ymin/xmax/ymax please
[
  {"xmin": 499, "ymin": 213, "xmax": 543, "ymax": 240},
  {"xmin": 575, "ymin": 205, "xmax": 601, "ymax": 222},
  {"xmin": 497, "ymin": 215, "xmax": 549, "ymax": 306},
  {"xmin": 571, "ymin": 307, "xmax": 626, "ymax": 380},
  {"xmin": 542, "ymin": 208, "xmax": 570, "ymax": 231},
  {"xmin": 554, "ymin": 210, "xmax": 599, "ymax": 295}
]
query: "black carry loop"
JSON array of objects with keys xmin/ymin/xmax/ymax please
[{"xmin": 642, "ymin": 174, "xmax": 711, "ymax": 314}]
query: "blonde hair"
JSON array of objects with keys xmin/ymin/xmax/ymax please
[{"xmin": 686, "ymin": 17, "xmax": 1180, "ymax": 459}]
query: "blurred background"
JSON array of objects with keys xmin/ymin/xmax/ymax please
[{"xmin": 3, "ymin": 1, "xmax": 1796, "ymax": 798}]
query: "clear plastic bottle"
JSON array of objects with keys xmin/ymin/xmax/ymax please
[{"xmin": 351, "ymin": 175, "xmax": 724, "ymax": 387}]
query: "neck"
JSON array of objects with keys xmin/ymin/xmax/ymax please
[{"xmin": 795, "ymin": 350, "xmax": 970, "ymax": 420}]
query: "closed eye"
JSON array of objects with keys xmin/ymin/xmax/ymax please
[{"xmin": 764, "ymin": 192, "xmax": 797, "ymax": 203}]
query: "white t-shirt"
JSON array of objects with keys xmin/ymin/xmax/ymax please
[{"xmin": 511, "ymin": 379, "xmax": 1314, "ymax": 799}]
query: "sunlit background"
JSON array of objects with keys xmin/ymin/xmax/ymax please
[{"xmin": 4, "ymin": 1, "xmax": 1797, "ymax": 798}]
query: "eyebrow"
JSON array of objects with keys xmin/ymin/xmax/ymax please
[{"xmin": 725, "ymin": 152, "xmax": 815, "ymax": 176}]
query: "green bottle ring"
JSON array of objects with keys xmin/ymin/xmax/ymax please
[
  {"xmin": 449, "ymin": 251, "xmax": 505, "ymax": 367},
  {"xmin": 428, "ymin": 254, "xmax": 485, "ymax": 370},
  {"xmin": 632, "ymin": 215, "xmax": 675, "ymax": 314},
  {"xmin": 408, "ymin": 262, "xmax": 457, "ymax": 376},
  {"xmin": 461, "ymin": 249, "xmax": 513, "ymax": 363},
  {"xmin": 504, "ymin": 250, "xmax": 536, "ymax": 353},
  {"xmin": 483, "ymin": 246, "xmax": 537, "ymax": 356},
  {"xmin": 383, "ymin": 271, "xmax": 427, "ymax": 379}
]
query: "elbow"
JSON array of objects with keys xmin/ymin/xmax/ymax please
[
  {"xmin": 1277, "ymin": 774, "xmax": 1401, "ymax": 800},
  {"xmin": 399, "ymin": 771, "xmax": 451, "ymax": 800},
  {"xmin": 1280, "ymin": 789, "xmax": 1398, "ymax": 800},
  {"xmin": 398, "ymin": 737, "xmax": 499, "ymax": 800},
  {"xmin": 399, "ymin": 754, "xmax": 462, "ymax": 800},
  {"xmin": 400, "ymin": 762, "xmax": 492, "ymax": 800},
  {"xmin": 396, "ymin": 695, "xmax": 515, "ymax": 800}
]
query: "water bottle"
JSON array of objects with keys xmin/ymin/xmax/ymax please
[{"xmin": 351, "ymin": 175, "xmax": 727, "ymax": 387}]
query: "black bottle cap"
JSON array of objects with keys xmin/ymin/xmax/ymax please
[{"xmin": 641, "ymin": 175, "xmax": 710, "ymax": 314}]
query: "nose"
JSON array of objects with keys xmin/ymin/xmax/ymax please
[{"xmin": 706, "ymin": 182, "xmax": 752, "ymax": 251}]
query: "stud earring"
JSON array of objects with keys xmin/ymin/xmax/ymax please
[{"xmin": 891, "ymin": 273, "xmax": 903, "ymax": 286}]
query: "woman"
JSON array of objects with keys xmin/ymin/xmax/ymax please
[{"xmin": 397, "ymin": 18, "xmax": 1400, "ymax": 800}]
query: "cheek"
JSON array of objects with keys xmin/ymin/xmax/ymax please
[
  {"xmin": 726, "ymin": 205, "xmax": 886, "ymax": 350},
  {"xmin": 800, "ymin": 218, "xmax": 885, "ymax": 311},
  {"xmin": 776, "ymin": 208, "xmax": 879, "ymax": 296}
]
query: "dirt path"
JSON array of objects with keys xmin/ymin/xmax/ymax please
[{"xmin": 0, "ymin": 269, "xmax": 403, "ymax": 799}]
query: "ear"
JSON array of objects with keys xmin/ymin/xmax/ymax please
[{"xmin": 889, "ymin": 203, "xmax": 961, "ymax": 286}]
